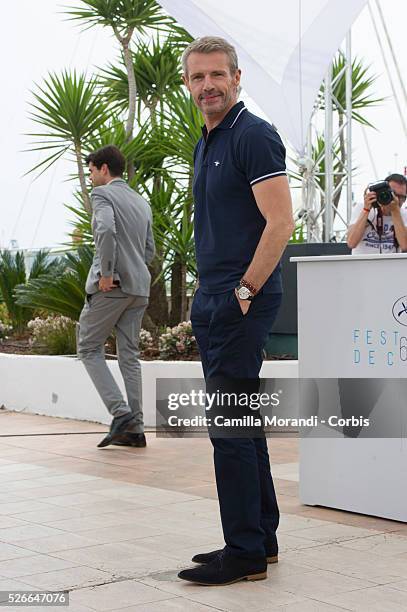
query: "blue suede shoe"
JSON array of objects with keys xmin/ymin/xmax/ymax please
[{"xmin": 178, "ymin": 551, "xmax": 267, "ymax": 586}]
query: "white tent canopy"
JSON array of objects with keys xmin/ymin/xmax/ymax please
[{"xmin": 158, "ymin": 0, "xmax": 368, "ymax": 154}]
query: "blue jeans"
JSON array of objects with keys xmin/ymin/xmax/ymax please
[{"xmin": 191, "ymin": 288, "xmax": 282, "ymax": 559}]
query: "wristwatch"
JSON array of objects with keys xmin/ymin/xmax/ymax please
[{"xmin": 235, "ymin": 278, "xmax": 257, "ymax": 301}]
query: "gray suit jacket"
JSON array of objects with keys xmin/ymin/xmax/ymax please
[{"xmin": 85, "ymin": 178, "xmax": 155, "ymax": 296}]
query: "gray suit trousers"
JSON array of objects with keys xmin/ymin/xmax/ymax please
[{"xmin": 77, "ymin": 288, "xmax": 148, "ymax": 431}]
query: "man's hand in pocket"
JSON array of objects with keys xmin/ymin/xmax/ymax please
[
  {"xmin": 235, "ymin": 289, "xmax": 251, "ymax": 315},
  {"xmin": 99, "ymin": 276, "xmax": 116, "ymax": 292}
]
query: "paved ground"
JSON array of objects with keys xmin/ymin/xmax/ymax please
[{"xmin": 0, "ymin": 410, "xmax": 407, "ymax": 611}]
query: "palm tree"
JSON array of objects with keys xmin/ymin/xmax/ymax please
[
  {"xmin": 139, "ymin": 174, "xmax": 196, "ymax": 323},
  {"xmin": 99, "ymin": 35, "xmax": 184, "ymax": 122},
  {"xmin": 155, "ymin": 200, "xmax": 196, "ymax": 324},
  {"xmin": 159, "ymin": 91, "xmax": 203, "ymax": 321},
  {"xmin": 0, "ymin": 250, "xmax": 61, "ymax": 333},
  {"xmin": 21, "ymin": 5, "xmax": 197, "ymax": 327},
  {"xmin": 63, "ymin": 0, "xmax": 174, "ymax": 179},
  {"xmin": 96, "ymin": 36, "xmax": 197, "ymax": 325},
  {"xmin": 26, "ymin": 70, "xmax": 111, "ymax": 213}
]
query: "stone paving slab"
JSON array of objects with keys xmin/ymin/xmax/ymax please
[{"xmin": 0, "ymin": 411, "xmax": 406, "ymax": 610}]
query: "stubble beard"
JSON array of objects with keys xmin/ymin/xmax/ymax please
[{"xmin": 199, "ymin": 85, "xmax": 237, "ymax": 117}]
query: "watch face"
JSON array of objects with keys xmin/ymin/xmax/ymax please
[{"xmin": 238, "ymin": 286, "xmax": 251, "ymax": 300}]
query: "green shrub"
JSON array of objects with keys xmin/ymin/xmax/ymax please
[
  {"xmin": 15, "ymin": 246, "xmax": 92, "ymax": 321},
  {"xmin": 0, "ymin": 249, "xmax": 60, "ymax": 333},
  {"xmin": 27, "ymin": 316, "xmax": 77, "ymax": 355}
]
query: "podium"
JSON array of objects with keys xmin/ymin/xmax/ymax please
[{"xmin": 292, "ymin": 253, "xmax": 407, "ymax": 522}]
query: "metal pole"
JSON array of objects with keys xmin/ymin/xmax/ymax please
[
  {"xmin": 305, "ymin": 119, "xmax": 313, "ymax": 241},
  {"xmin": 345, "ymin": 31, "xmax": 353, "ymax": 224},
  {"xmin": 324, "ymin": 62, "xmax": 333, "ymax": 242},
  {"xmin": 368, "ymin": 1, "xmax": 407, "ymax": 140},
  {"xmin": 375, "ymin": 0, "xmax": 407, "ymax": 107}
]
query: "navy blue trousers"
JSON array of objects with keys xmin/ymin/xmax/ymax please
[{"xmin": 191, "ymin": 288, "xmax": 282, "ymax": 559}]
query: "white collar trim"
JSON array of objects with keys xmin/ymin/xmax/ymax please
[{"xmin": 229, "ymin": 105, "xmax": 247, "ymax": 128}]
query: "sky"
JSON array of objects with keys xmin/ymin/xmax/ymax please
[{"xmin": 1, "ymin": 0, "xmax": 406, "ymax": 250}]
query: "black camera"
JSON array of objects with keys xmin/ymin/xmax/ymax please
[{"xmin": 368, "ymin": 180, "xmax": 394, "ymax": 206}]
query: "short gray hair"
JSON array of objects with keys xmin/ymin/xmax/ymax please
[{"xmin": 182, "ymin": 36, "xmax": 239, "ymax": 76}]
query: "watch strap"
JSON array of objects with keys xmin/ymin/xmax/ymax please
[{"xmin": 240, "ymin": 277, "xmax": 258, "ymax": 295}]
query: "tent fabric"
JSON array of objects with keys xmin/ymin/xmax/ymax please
[{"xmin": 157, "ymin": 0, "xmax": 368, "ymax": 154}]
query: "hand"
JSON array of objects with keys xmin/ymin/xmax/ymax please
[
  {"xmin": 363, "ymin": 188, "xmax": 376, "ymax": 211},
  {"xmin": 381, "ymin": 195, "xmax": 400, "ymax": 215},
  {"xmin": 99, "ymin": 276, "xmax": 115, "ymax": 292},
  {"xmin": 384, "ymin": 193, "xmax": 401, "ymax": 216},
  {"xmin": 235, "ymin": 289, "xmax": 251, "ymax": 315}
]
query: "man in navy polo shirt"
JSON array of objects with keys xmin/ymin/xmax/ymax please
[{"xmin": 177, "ymin": 36, "xmax": 294, "ymax": 586}]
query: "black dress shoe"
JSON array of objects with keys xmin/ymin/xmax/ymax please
[
  {"xmin": 112, "ymin": 433, "xmax": 147, "ymax": 447},
  {"xmin": 97, "ymin": 413, "xmax": 135, "ymax": 448},
  {"xmin": 178, "ymin": 551, "xmax": 267, "ymax": 586},
  {"xmin": 192, "ymin": 547, "xmax": 278, "ymax": 565}
]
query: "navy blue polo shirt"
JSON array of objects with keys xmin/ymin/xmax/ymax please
[{"xmin": 193, "ymin": 101, "xmax": 286, "ymax": 294}]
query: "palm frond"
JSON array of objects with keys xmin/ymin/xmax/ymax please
[
  {"xmin": 15, "ymin": 246, "xmax": 94, "ymax": 321},
  {"xmin": 25, "ymin": 70, "xmax": 111, "ymax": 177},
  {"xmin": 62, "ymin": 0, "xmax": 173, "ymax": 36},
  {"xmin": 98, "ymin": 35, "xmax": 183, "ymax": 115},
  {"xmin": 319, "ymin": 52, "xmax": 384, "ymax": 124}
]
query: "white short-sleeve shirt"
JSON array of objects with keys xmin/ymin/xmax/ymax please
[{"xmin": 349, "ymin": 202, "xmax": 407, "ymax": 254}]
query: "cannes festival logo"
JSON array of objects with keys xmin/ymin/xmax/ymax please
[{"xmin": 392, "ymin": 296, "xmax": 407, "ymax": 326}]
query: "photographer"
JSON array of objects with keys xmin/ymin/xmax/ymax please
[{"xmin": 347, "ymin": 174, "xmax": 407, "ymax": 254}]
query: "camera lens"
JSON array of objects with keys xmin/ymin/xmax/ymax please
[{"xmin": 377, "ymin": 190, "xmax": 393, "ymax": 205}]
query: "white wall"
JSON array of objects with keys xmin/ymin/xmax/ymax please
[{"xmin": 0, "ymin": 354, "xmax": 298, "ymax": 427}]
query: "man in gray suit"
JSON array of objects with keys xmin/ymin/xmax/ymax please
[{"xmin": 77, "ymin": 145, "xmax": 155, "ymax": 449}]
